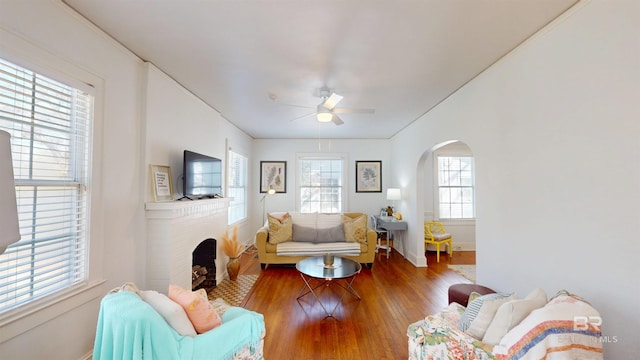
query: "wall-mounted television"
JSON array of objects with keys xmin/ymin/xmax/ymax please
[{"xmin": 183, "ymin": 150, "xmax": 222, "ymax": 199}]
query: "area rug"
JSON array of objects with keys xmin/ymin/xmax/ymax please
[
  {"xmin": 448, "ymin": 264, "xmax": 476, "ymax": 283},
  {"xmin": 207, "ymin": 274, "xmax": 259, "ymax": 307}
]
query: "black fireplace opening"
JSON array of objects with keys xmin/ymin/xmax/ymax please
[{"xmin": 192, "ymin": 238, "xmax": 217, "ymax": 290}]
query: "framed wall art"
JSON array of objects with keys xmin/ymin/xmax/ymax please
[
  {"xmin": 355, "ymin": 160, "xmax": 382, "ymax": 193},
  {"xmin": 150, "ymin": 164, "xmax": 174, "ymax": 202},
  {"xmin": 260, "ymin": 161, "xmax": 286, "ymax": 193}
]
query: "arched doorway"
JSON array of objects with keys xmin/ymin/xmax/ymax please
[{"xmin": 416, "ymin": 141, "xmax": 476, "ymax": 276}]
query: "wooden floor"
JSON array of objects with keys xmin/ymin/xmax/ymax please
[{"xmin": 237, "ymin": 248, "xmax": 475, "ymax": 359}]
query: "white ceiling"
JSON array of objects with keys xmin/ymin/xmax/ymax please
[{"xmin": 63, "ymin": 0, "xmax": 577, "ymax": 139}]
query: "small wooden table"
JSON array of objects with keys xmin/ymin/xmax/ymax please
[{"xmin": 295, "ymin": 256, "xmax": 361, "ymax": 319}]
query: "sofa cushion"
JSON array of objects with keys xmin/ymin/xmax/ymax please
[
  {"xmin": 343, "ymin": 214, "xmax": 368, "ymax": 243},
  {"xmin": 139, "ymin": 289, "xmax": 197, "ymax": 337},
  {"xmin": 482, "ymin": 288, "xmax": 547, "ymax": 345},
  {"xmin": 493, "ymin": 290, "xmax": 603, "ymax": 359},
  {"xmin": 267, "ymin": 212, "xmax": 293, "ymax": 244},
  {"xmin": 458, "ymin": 292, "xmax": 516, "ymax": 338},
  {"xmin": 168, "ymin": 285, "xmax": 222, "ymax": 334}
]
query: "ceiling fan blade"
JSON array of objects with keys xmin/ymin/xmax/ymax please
[
  {"xmin": 289, "ymin": 112, "xmax": 315, "ymax": 122},
  {"xmin": 322, "ymin": 92, "xmax": 344, "ymax": 110},
  {"xmin": 332, "ymin": 114, "xmax": 344, "ymax": 126},
  {"xmin": 332, "ymin": 108, "xmax": 375, "ymax": 114}
]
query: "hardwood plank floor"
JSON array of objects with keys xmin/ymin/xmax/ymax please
[{"xmin": 236, "ymin": 248, "xmax": 475, "ymax": 359}]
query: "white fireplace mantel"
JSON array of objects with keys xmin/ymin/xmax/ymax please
[{"xmin": 145, "ymin": 198, "xmax": 231, "ymax": 292}]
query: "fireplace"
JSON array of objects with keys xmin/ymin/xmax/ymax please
[
  {"xmin": 145, "ymin": 198, "xmax": 230, "ymax": 292},
  {"xmin": 192, "ymin": 238, "xmax": 217, "ymax": 290}
]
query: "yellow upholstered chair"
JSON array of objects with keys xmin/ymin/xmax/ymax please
[{"xmin": 424, "ymin": 221, "xmax": 453, "ymax": 263}]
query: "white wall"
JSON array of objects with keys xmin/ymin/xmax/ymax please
[
  {"xmin": 251, "ymin": 138, "xmax": 392, "ymax": 230},
  {"xmin": 391, "ymin": 1, "xmax": 639, "ymax": 357}
]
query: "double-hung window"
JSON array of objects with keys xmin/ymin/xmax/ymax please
[
  {"xmin": 437, "ymin": 156, "xmax": 475, "ymax": 219},
  {"xmin": 298, "ymin": 155, "xmax": 345, "ymax": 213},
  {"xmin": 0, "ymin": 57, "xmax": 93, "ymax": 313},
  {"xmin": 227, "ymin": 149, "xmax": 247, "ymax": 224}
]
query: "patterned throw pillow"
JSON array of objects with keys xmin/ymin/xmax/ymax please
[
  {"xmin": 342, "ymin": 214, "xmax": 368, "ymax": 244},
  {"xmin": 457, "ymin": 292, "xmax": 516, "ymax": 337},
  {"xmin": 267, "ymin": 212, "xmax": 292, "ymax": 244},
  {"xmin": 168, "ymin": 284, "xmax": 222, "ymax": 334}
]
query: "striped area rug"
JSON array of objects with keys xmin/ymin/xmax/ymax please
[{"xmin": 207, "ymin": 274, "xmax": 259, "ymax": 307}]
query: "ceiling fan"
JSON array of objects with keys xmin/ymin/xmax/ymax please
[{"xmin": 274, "ymin": 88, "xmax": 375, "ymax": 126}]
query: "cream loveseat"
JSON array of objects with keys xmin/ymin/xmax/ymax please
[
  {"xmin": 256, "ymin": 212, "xmax": 376, "ymax": 269},
  {"xmin": 407, "ymin": 288, "xmax": 603, "ymax": 360}
]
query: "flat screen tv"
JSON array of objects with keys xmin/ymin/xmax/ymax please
[{"xmin": 183, "ymin": 150, "xmax": 222, "ymax": 199}]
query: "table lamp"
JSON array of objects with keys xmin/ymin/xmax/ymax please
[
  {"xmin": 0, "ymin": 130, "xmax": 20, "ymax": 254},
  {"xmin": 386, "ymin": 188, "xmax": 401, "ymax": 215}
]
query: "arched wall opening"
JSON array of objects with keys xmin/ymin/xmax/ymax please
[{"xmin": 415, "ymin": 140, "xmax": 476, "ymax": 267}]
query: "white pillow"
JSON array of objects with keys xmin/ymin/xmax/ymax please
[
  {"xmin": 463, "ymin": 292, "xmax": 517, "ymax": 340},
  {"xmin": 482, "ymin": 288, "xmax": 547, "ymax": 345},
  {"xmin": 290, "ymin": 212, "xmax": 317, "ymax": 227},
  {"xmin": 316, "ymin": 213, "xmax": 342, "ymax": 229},
  {"xmin": 139, "ymin": 290, "xmax": 197, "ymax": 337}
]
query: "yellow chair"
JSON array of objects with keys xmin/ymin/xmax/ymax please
[{"xmin": 424, "ymin": 222, "xmax": 453, "ymax": 263}]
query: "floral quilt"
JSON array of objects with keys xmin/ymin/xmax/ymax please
[{"xmin": 407, "ymin": 303, "xmax": 495, "ymax": 360}]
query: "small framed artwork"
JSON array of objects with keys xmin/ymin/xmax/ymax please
[
  {"xmin": 150, "ymin": 164, "xmax": 174, "ymax": 202},
  {"xmin": 356, "ymin": 160, "xmax": 382, "ymax": 193},
  {"xmin": 260, "ymin": 161, "xmax": 286, "ymax": 193}
]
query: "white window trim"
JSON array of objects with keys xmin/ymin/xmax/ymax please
[
  {"xmin": 433, "ymin": 150, "xmax": 476, "ymax": 221},
  {"xmin": 227, "ymin": 144, "xmax": 248, "ymax": 225},
  {"xmin": 295, "ymin": 152, "xmax": 348, "ymax": 213},
  {"xmin": 0, "ymin": 34, "xmax": 107, "ymax": 342}
]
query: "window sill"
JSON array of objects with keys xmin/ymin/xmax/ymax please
[{"xmin": 0, "ymin": 279, "xmax": 107, "ymax": 343}]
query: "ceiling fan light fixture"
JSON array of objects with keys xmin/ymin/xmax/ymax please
[{"xmin": 316, "ymin": 105, "xmax": 333, "ymax": 122}]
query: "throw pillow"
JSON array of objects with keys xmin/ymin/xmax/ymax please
[
  {"xmin": 292, "ymin": 224, "xmax": 318, "ymax": 242},
  {"xmin": 493, "ymin": 292, "xmax": 602, "ymax": 359},
  {"xmin": 316, "ymin": 223, "xmax": 346, "ymax": 243},
  {"xmin": 210, "ymin": 297, "xmax": 232, "ymax": 316},
  {"xmin": 139, "ymin": 289, "xmax": 197, "ymax": 337},
  {"xmin": 468, "ymin": 291, "xmax": 482, "ymax": 304},
  {"xmin": 482, "ymin": 288, "xmax": 547, "ymax": 345},
  {"xmin": 316, "ymin": 213, "xmax": 343, "ymax": 229},
  {"xmin": 458, "ymin": 292, "xmax": 516, "ymax": 338},
  {"xmin": 168, "ymin": 284, "xmax": 222, "ymax": 334},
  {"xmin": 343, "ymin": 214, "xmax": 367, "ymax": 244},
  {"xmin": 290, "ymin": 212, "xmax": 317, "ymax": 227},
  {"xmin": 267, "ymin": 212, "xmax": 292, "ymax": 244}
]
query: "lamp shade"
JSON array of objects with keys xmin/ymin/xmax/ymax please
[
  {"xmin": 316, "ymin": 105, "xmax": 333, "ymax": 122},
  {"xmin": 386, "ymin": 188, "xmax": 401, "ymax": 201},
  {"xmin": 0, "ymin": 130, "xmax": 20, "ymax": 254}
]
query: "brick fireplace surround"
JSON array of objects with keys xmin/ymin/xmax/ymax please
[{"xmin": 145, "ymin": 198, "xmax": 231, "ymax": 292}]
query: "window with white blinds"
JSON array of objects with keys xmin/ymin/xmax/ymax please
[
  {"xmin": 437, "ymin": 156, "xmax": 475, "ymax": 219},
  {"xmin": 298, "ymin": 156, "xmax": 344, "ymax": 213},
  {"xmin": 0, "ymin": 57, "xmax": 93, "ymax": 313},
  {"xmin": 227, "ymin": 149, "xmax": 247, "ymax": 224}
]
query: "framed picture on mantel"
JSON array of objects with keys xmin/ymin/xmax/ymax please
[
  {"xmin": 355, "ymin": 160, "xmax": 382, "ymax": 193},
  {"xmin": 150, "ymin": 164, "xmax": 174, "ymax": 202}
]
